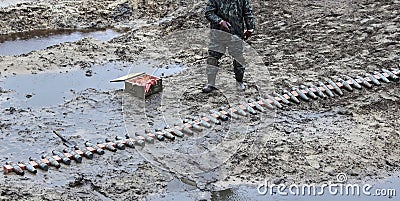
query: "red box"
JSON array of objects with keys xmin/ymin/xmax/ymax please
[{"xmin": 124, "ymin": 73, "xmax": 162, "ymax": 98}]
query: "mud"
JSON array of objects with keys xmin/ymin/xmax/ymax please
[
  {"xmin": 211, "ymin": 174, "xmax": 400, "ymax": 201},
  {"xmin": 1, "ymin": 0, "xmax": 400, "ymax": 200}
]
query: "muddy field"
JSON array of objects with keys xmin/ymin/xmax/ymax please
[{"xmin": 0, "ymin": 0, "xmax": 399, "ymax": 200}]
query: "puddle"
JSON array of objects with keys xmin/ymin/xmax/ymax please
[
  {"xmin": 0, "ymin": 61, "xmax": 185, "ymax": 108},
  {"xmin": 1, "ymin": 63, "xmax": 127, "ymax": 108},
  {"xmin": 148, "ymin": 178, "xmax": 207, "ymax": 201},
  {"xmin": 146, "ymin": 175, "xmax": 399, "ymax": 201},
  {"xmin": 0, "ymin": 0, "xmax": 30, "ymax": 7},
  {"xmin": 0, "ymin": 29, "xmax": 123, "ymax": 56}
]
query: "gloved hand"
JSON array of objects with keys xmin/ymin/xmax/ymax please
[
  {"xmin": 219, "ymin": 20, "xmax": 231, "ymax": 31},
  {"xmin": 243, "ymin": 29, "xmax": 253, "ymax": 40}
]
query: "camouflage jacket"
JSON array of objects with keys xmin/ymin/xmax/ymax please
[{"xmin": 205, "ymin": 0, "xmax": 255, "ymax": 37}]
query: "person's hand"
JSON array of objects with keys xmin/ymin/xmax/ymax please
[
  {"xmin": 243, "ymin": 29, "xmax": 253, "ymax": 40},
  {"xmin": 219, "ymin": 20, "xmax": 231, "ymax": 31}
]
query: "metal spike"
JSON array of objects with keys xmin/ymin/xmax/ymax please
[
  {"xmin": 344, "ymin": 75, "xmax": 362, "ymax": 89},
  {"xmin": 181, "ymin": 126, "xmax": 194, "ymax": 135},
  {"xmin": 74, "ymin": 146, "xmax": 94, "ymax": 159},
  {"xmin": 191, "ymin": 123, "xmax": 204, "ymax": 132},
  {"xmin": 29, "ymin": 157, "xmax": 49, "ymax": 171},
  {"xmin": 210, "ymin": 109, "xmax": 229, "ymax": 121},
  {"xmin": 219, "ymin": 107, "xmax": 239, "ymax": 119},
  {"xmin": 52, "ymin": 150, "xmax": 72, "ymax": 165},
  {"xmin": 266, "ymin": 94, "xmax": 283, "ymax": 108},
  {"xmin": 248, "ymin": 98, "xmax": 266, "ymax": 112},
  {"xmin": 390, "ymin": 68, "xmax": 400, "ymax": 74},
  {"xmin": 6, "ymin": 162, "xmax": 24, "ymax": 175},
  {"xmin": 326, "ymin": 79, "xmax": 343, "ymax": 96},
  {"xmin": 292, "ymin": 87, "xmax": 309, "ymax": 101},
  {"xmin": 183, "ymin": 119, "xmax": 203, "ymax": 132},
  {"xmin": 255, "ymin": 96, "xmax": 274, "ymax": 110},
  {"xmin": 136, "ymin": 139, "xmax": 146, "ymax": 147},
  {"xmin": 125, "ymin": 134, "xmax": 145, "ymax": 146},
  {"xmin": 116, "ymin": 136, "xmax": 136, "ymax": 148},
  {"xmin": 134, "ymin": 133, "xmax": 154, "ymax": 144},
  {"xmin": 337, "ymin": 78, "xmax": 353, "ymax": 92},
  {"xmin": 318, "ymin": 81, "xmax": 334, "ymax": 97},
  {"xmin": 355, "ymin": 76, "xmax": 372, "ymax": 88},
  {"xmin": 105, "ymin": 138, "xmax": 126, "ymax": 150},
  {"xmin": 283, "ymin": 89, "xmax": 300, "ymax": 104},
  {"xmin": 187, "ymin": 115, "xmax": 213, "ymax": 127},
  {"xmin": 85, "ymin": 141, "xmax": 105, "ymax": 155},
  {"xmin": 42, "ymin": 155, "xmax": 61, "ymax": 168},
  {"xmin": 234, "ymin": 106, "xmax": 248, "ymax": 116},
  {"xmin": 382, "ymin": 69, "xmax": 399, "ymax": 81},
  {"xmin": 241, "ymin": 102, "xmax": 257, "ymax": 115},
  {"xmin": 21, "ymin": 161, "xmax": 37, "ymax": 174},
  {"xmin": 174, "ymin": 124, "xmax": 194, "ymax": 136},
  {"xmin": 308, "ymin": 84, "xmax": 326, "ymax": 99},
  {"xmin": 154, "ymin": 133, "xmax": 166, "ymax": 141},
  {"xmin": 366, "ymin": 73, "xmax": 381, "ymax": 86},
  {"xmin": 272, "ymin": 91, "xmax": 291, "ymax": 105},
  {"xmin": 373, "ymin": 71, "xmax": 390, "ymax": 83},
  {"xmin": 200, "ymin": 113, "xmax": 221, "ymax": 125},
  {"xmin": 63, "ymin": 148, "xmax": 82, "ymax": 163},
  {"xmin": 144, "ymin": 130, "xmax": 165, "ymax": 141},
  {"xmin": 160, "ymin": 130, "xmax": 176, "ymax": 140},
  {"xmin": 142, "ymin": 129, "xmax": 160, "ymax": 141},
  {"xmin": 170, "ymin": 126, "xmax": 188, "ymax": 136},
  {"xmin": 300, "ymin": 85, "xmax": 318, "ymax": 99},
  {"xmin": 100, "ymin": 142, "xmax": 117, "ymax": 152}
]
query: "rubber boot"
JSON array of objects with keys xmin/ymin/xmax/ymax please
[
  {"xmin": 233, "ymin": 60, "xmax": 245, "ymax": 91},
  {"xmin": 236, "ymin": 81, "xmax": 246, "ymax": 91},
  {"xmin": 202, "ymin": 57, "xmax": 219, "ymax": 93},
  {"xmin": 203, "ymin": 73, "xmax": 217, "ymax": 93}
]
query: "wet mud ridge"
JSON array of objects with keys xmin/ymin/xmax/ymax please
[{"xmin": 3, "ymin": 68, "xmax": 399, "ymax": 176}]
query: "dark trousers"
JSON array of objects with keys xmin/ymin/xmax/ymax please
[{"xmin": 208, "ymin": 35, "xmax": 246, "ymax": 82}]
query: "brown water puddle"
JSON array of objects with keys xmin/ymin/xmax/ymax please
[
  {"xmin": 0, "ymin": 61, "xmax": 184, "ymax": 108},
  {"xmin": 0, "ymin": 29, "xmax": 123, "ymax": 56}
]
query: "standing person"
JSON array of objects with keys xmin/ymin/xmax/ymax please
[{"xmin": 202, "ymin": 0, "xmax": 255, "ymax": 93}]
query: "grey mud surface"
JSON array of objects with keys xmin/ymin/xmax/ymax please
[{"xmin": 0, "ymin": 0, "xmax": 399, "ymax": 200}]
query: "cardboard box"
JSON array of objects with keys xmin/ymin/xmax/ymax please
[{"xmin": 111, "ymin": 72, "xmax": 162, "ymax": 98}]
